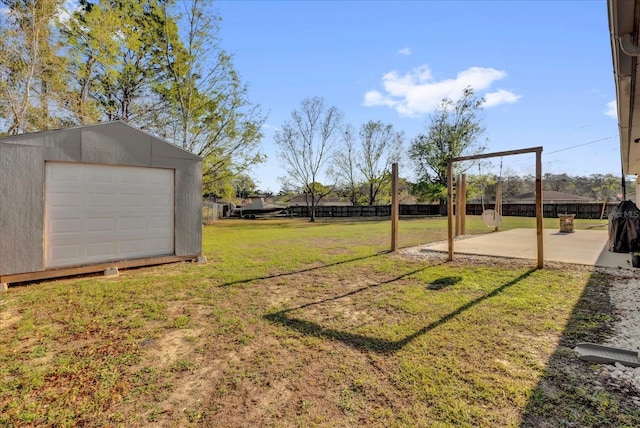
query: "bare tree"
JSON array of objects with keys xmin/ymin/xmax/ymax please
[
  {"xmin": 331, "ymin": 125, "xmax": 359, "ymax": 206},
  {"xmin": 357, "ymin": 120, "xmax": 404, "ymax": 205},
  {"xmin": 275, "ymin": 96, "xmax": 343, "ymax": 222},
  {"xmin": 333, "ymin": 121, "xmax": 404, "ymax": 205}
]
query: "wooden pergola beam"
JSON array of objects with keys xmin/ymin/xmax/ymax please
[{"xmin": 449, "ymin": 147, "xmax": 543, "ymax": 163}]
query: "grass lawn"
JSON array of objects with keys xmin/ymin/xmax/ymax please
[{"xmin": 1, "ymin": 216, "xmax": 637, "ymax": 427}]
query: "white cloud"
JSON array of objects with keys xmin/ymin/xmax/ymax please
[
  {"xmin": 398, "ymin": 47, "xmax": 412, "ymax": 56},
  {"xmin": 363, "ymin": 65, "xmax": 520, "ymax": 117},
  {"xmin": 484, "ymin": 89, "xmax": 521, "ymax": 107},
  {"xmin": 605, "ymin": 100, "xmax": 618, "ymax": 119}
]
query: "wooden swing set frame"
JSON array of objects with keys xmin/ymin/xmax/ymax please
[{"xmin": 446, "ymin": 146, "xmax": 544, "ymax": 269}]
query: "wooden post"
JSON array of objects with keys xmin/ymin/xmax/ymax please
[
  {"xmin": 447, "ymin": 160, "xmax": 454, "ymax": 261},
  {"xmin": 391, "ymin": 163, "xmax": 399, "ymax": 252},
  {"xmin": 460, "ymin": 174, "xmax": 467, "ymax": 235},
  {"xmin": 494, "ymin": 180, "xmax": 501, "ymax": 232},
  {"xmin": 535, "ymin": 149, "xmax": 544, "ymax": 269},
  {"xmin": 455, "ymin": 174, "xmax": 461, "ymax": 236}
]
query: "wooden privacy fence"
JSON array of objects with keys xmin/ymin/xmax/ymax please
[
  {"xmin": 286, "ymin": 203, "xmax": 619, "ymax": 219},
  {"xmin": 466, "ymin": 203, "xmax": 618, "ymax": 219},
  {"xmin": 288, "ymin": 205, "xmax": 393, "ymax": 217}
]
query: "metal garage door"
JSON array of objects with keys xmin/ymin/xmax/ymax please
[{"xmin": 44, "ymin": 162, "xmax": 175, "ymax": 268}]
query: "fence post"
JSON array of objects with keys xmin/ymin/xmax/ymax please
[
  {"xmin": 447, "ymin": 160, "xmax": 454, "ymax": 261},
  {"xmin": 391, "ymin": 163, "xmax": 399, "ymax": 252},
  {"xmin": 535, "ymin": 149, "xmax": 544, "ymax": 269}
]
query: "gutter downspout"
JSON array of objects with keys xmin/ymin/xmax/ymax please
[
  {"xmin": 620, "ymin": 33, "xmax": 640, "ymax": 56},
  {"xmin": 618, "ymin": 33, "xmax": 638, "ymax": 176}
]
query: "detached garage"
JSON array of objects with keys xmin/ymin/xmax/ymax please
[{"xmin": 0, "ymin": 121, "xmax": 202, "ymax": 286}]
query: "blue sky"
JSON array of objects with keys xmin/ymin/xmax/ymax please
[{"xmin": 215, "ymin": 0, "xmax": 618, "ymax": 193}]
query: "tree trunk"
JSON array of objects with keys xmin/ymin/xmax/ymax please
[
  {"xmin": 369, "ymin": 183, "xmax": 374, "ymax": 206},
  {"xmin": 309, "ymin": 201, "xmax": 316, "ymax": 222},
  {"xmin": 307, "ymin": 193, "xmax": 316, "ymax": 222}
]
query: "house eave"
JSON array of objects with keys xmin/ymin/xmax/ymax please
[{"xmin": 609, "ymin": 0, "xmax": 640, "ymax": 175}]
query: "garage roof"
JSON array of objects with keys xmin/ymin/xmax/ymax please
[{"xmin": 0, "ymin": 121, "xmax": 202, "ymax": 162}]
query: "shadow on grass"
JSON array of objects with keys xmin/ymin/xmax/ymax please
[
  {"xmin": 217, "ymin": 251, "xmax": 391, "ymax": 288},
  {"xmin": 519, "ymin": 271, "xmax": 640, "ymax": 427},
  {"xmin": 427, "ymin": 276, "xmax": 462, "ymax": 290},
  {"xmin": 272, "ymin": 263, "xmax": 444, "ymax": 314},
  {"xmin": 264, "ymin": 268, "xmax": 536, "ymax": 354}
]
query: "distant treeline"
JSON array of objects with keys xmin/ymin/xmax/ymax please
[{"xmin": 469, "ymin": 173, "xmax": 634, "ymax": 203}]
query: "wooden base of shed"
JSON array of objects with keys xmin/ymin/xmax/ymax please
[{"xmin": 0, "ymin": 255, "xmax": 200, "ymax": 286}]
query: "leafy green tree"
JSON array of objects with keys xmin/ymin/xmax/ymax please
[
  {"xmin": 396, "ymin": 177, "xmax": 415, "ymax": 204},
  {"xmin": 410, "ymin": 181, "xmax": 447, "ymax": 203},
  {"xmin": 0, "ymin": 0, "xmax": 68, "ymax": 134},
  {"xmin": 152, "ymin": 0, "xmax": 266, "ymax": 191},
  {"xmin": 465, "ymin": 173, "xmax": 497, "ymax": 204},
  {"xmin": 275, "ymin": 96, "xmax": 343, "ymax": 222},
  {"xmin": 409, "ymin": 87, "xmax": 487, "ymax": 213},
  {"xmin": 61, "ymin": 0, "xmax": 266, "ymax": 192},
  {"xmin": 592, "ymin": 173, "xmax": 620, "ymax": 203},
  {"xmin": 501, "ymin": 171, "xmax": 533, "ymax": 203},
  {"xmin": 308, "ymin": 181, "xmax": 333, "ymax": 207},
  {"xmin": 63, "ymin": 0, "xmax": 170, "ymax": 124},
  {"xmin": 62, "ymin": 0, "xmax": 125, "ymax": 123},
  {"xmin": 543, "ymin": 173, "xmax": 573, "ymax": 193},
  {"xmin": 232, "ymin": 174, "xmax": 257, "ymax": 199}
]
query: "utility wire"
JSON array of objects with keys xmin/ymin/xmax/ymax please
[
  {"xmin": 545, "ymin": 136, "xmax": 613, "ymax": 155},
  {"xmin": 462, "ymin": 136, "xmax": 616, "ymax": 176},
  {"xmin": 500, "ymin": 136, "xmax": 614, "ymax": 168}
]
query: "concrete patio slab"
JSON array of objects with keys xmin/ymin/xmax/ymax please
[{"xmin": 424, "ymin": 228, "xmax": 634, "ymax": 269}]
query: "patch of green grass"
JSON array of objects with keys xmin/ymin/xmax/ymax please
[
  {"xmin": 147, "ymin": 409, "xmax": 161, "ymax": 422},
  {"xmin": 185, "ymin": 408, "xmax": 202, "ymax": 422},
  {"xmin": 171, "ymin": 314, "xmax": 192, "ymax": 329},
  {"xmin": 141, "ymin": 301, "xmax": 167, "ymax": 321},
  {"xmin": 0, "ymin": 216, "xmax": 634, "ymax": 427},
  {"xmin": 170, "ymin": 358, "xmax": 196, "ymax": 372}
]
